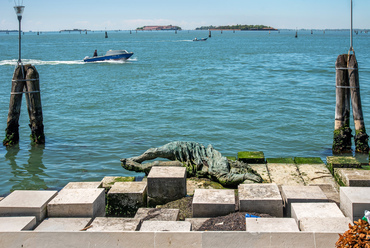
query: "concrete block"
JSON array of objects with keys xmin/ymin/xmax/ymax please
[
  {"xmin": 34, "ymin": 218, "xmax": 91, "ymax": 231},
  {"xmin": 106, "ymin": 182, "xmax": 147, "ymax": 217},
  {"xmin": 63, "ymin": 182, "xmax": 102, "ymax": 189},
  {"xmin": 267, "ymin": 163, "xmax": 305, "ymax": 186},
  {"xmin": 308, "ymin": 183, "xmax": 340, "ymax": 205},
  {"xmin": 299, "ymin": 217, "xmax": 352, "ymax": 232},
  {"xmin": 139, "ymin": 220, "xmax": 192, "ymax": 232},
  {"xmin": 192, "ymin": 189, "xmax": 235, "ymax": 217},
  {"xmin": 155, "ymin": 232, "xmax": 202, "ymax": 248},
  {"xmin": 291, "ymin": 202, "xmax": 345, "ymax": 226},
  {"xmin": 147, "ymin": 166, "xmax": 186, "ymax": 207},
  {"xmin": 238, "ymin": 183, "xmax": 283, "ymax": 217},
  {"xmin": 185, "ymin": 218, "xmax": 209, "ymax": 231},
  {"xmin": 245, "ymin": 218, "xmax": 299, "ymax": 232},
  {"xmin": 249, "ymin": 164, "xmax": 271, "ymax": 183},
  {"xmin": 335, "ymin": 168, "xmax": 370, "ymax": 187},
  {"xmin": 297, "ymin": 163, "xmax": 337, "ymax": 186},
  {"xmin": 281, "ymin": 186, "xmax": 328, "ymax": 217},
  {"xmin": 340, "ymin": 187, "xmax": 370, "ymax": 222},
  {"xmin": 0, "ymin": 217, "xmax": 36, "ymax": 231},
  {"xmin": 0, "ymin": 190, "xmax": 57, "ymax": 223},
  {"xmin": 86, "ymin": 217, "xmax": 141, "ymax": 231},
  {"xmin": 101, "ymin": 176, "xmax": 135, "ymax": 191},
  {"xmin": 134, "ymin": 208, "xmax": 179, "ymax": 221},
  {"xmin": 47, "ymin": 188, "xmax": 105, "ymax": 218}
]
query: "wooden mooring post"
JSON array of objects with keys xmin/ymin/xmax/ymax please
[
  {"xmin": 3, "ymin": 64, "xmax": 45, "ymax": 146},
  {"xmin": 333, "ymin": 54, "xmax": 369, "ymax": 153}
]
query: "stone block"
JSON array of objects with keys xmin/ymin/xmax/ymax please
[
  {"xmin": 238, "ymin": 183, "xmax": 283, "ymax": 217},
  {"xmin": 101, "ymin": 176, "xmax": 135, "ymax": 191},
  {"xmin": 267, "ymin": 163, "xmax": 305, "ymax": 186},
  {"xmin": 147, "ymin": 166, "xmax": 186, "ymax": 207},
  {"xmin": 326, "ymin": 156, "xmax": 361, "ymax": 173},
  {"xmin": 340, "ymin": 187, "xmax": 370, "ymax": 222},
  {"xmin": 297, "ymin": 163, "xmax": 337, "ymax": 187},
  {"xmin": 139, "ymin": 220, "xmax": 192, "ymax": 232},
  {"xmin": 134, "ymin": 208, "xmax": 180, "ymax": 221},
  {"xmin": 299, "ymin": 217, "xmax": 352, "ymax": 232},
  {"xmin": 249, "ymin": 164, "xmax": 271, "ymax": 183},
  {"xmin": 106, "ymin": 182, "xmax": 147, "ymax": 217},
  {"xmin": 192, "ymin": 189, "xmax": 235, "ymax": 217},
  {"xmin": 34, "ymin": 218, "xmax": 91, "ymax": 231},
  {"xmin": 294, "ymin": 157, "xmax": 324, "ymax": 164},
  {"xmin": 185, "ymin": 218, "xmax": 210, "ymax": 231},
  {"xmin": 63, "ymin": 182, "xmax": 102, "ymax": 189},
  {"xmin": 237, "ymin": 151, "xmax": 265, "ymax": 164},
  {"xmin": 0, "ymin": 190, "xmax": 57, "ymax": 223},
  {"xmin": 245, "ymin": 218, "xmax": 299, "ymax": 232},
  {"xmin": 47, "ymin": 188, "xmax": 105, "ymax": 218},
  {"xmin": 86, "ymin": 217, "xmax": 141, "ymax": 231},
  {"xmin": 266, "ymin": 158, "xmax": 295, "ymax": 163},
  {"xmin": 335, "ymin": 168, "xmax": 370, "ymax": 187},
  {"xmin": 0, "ymin": 217, "xmax": 36, "ymax": 231},
  {"xmin": 281, "ymin": 186, "xmax": 328, "ymax": 217},
  {"xmin": 291, "ymin": 202, "xmax": 345, "ymax": 226}
]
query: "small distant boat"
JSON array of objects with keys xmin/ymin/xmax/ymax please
[
  {"xmin": 193, "ymin": 38, "xmax": 207, "ymax": 41},
  {"xmin": 84, "ymin": 50, "xmax": 133, "ymax": 62}
]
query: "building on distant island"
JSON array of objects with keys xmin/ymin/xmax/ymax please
[{"xmin": 137, "ymin": 25, "xmax": 181, "ymax": 31}]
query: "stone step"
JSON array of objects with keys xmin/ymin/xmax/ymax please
[
  {"xmin": 86, "ymin": 217, "xmax": 141, "ymax": 231},
  {"xmin": 192, "ymin": 189, "xmax": 235, "ymax": 218},
  {"xmin": 139, "ymin": 220, "xmax": 192, "ymax": 232},
  {"xmin": 34, "ymin": 218, "xmax": 92, "ymax": 231},
  {"xmin": 267, "ymin": 163, "xmax": 304, "ymax": 186},
  {"xmin": 134, "ymin": 208, "xmax": 180, "ymax": 221},
  {"xmin": 245, "ymin": 218, "xmax": 299, "ymax": 232},
  {"xmin": 335, "ymin": 168, "xmax": 370, "ymax": 187},
  {"xmin": 0, "ymin": 217, "xmax": 36, "ymax": 231}
]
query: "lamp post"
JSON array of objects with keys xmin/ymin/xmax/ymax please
[{"xmin": 14, "ymin": 3, "xmax": 25, "ymax": 65}]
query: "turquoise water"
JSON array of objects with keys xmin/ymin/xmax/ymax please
[{"xmin": 0, "ymin": 30, "xmax": 369, "ymax": 195}]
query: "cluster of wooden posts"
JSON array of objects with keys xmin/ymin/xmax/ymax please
[
  {"xmin": 3, "ymin": 64, "xmax": 44, "ymax": 146},
  {"xmin": 333, "ymin": 54, "xmax": 369, "ymax": 153}
]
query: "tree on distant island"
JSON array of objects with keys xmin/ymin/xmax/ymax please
[{"xmin": 195, "ymin": 25, "xmax": 276, "ymax": 30}]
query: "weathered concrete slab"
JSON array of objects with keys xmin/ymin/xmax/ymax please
[
  {"xmin": 291, "ymin": 202, "xmax": 345, "ymax": 225},
  {"xmin": 134, "ymin": 208, "xmax": 180, "ymax": 221},
  {"xmin": 106, "ymin": 182, "xmax": 147, "ymax": 217},
  {"xmin": 237, "ymin": 151, "xmax": 265, "ymax": 164},
  {"xmin": 185, "ymin": 218, "xmax": 210, "ymax": 231},
  {"xmin": 139, "ymin": 220, "xmax": 192, "ymax": 232},
  {"xmin": 296, "ymin": 163, "xmax": 337, "ymax": 186},
  {"xmin": 86, "ymin": 217, "xmax": 141, "ymax": 231},
  {"xmin": 101, "ymin": 176, "xmax": 135, "ymax": 191},
  {"xmin": 186, "ymin": 178, "xmax": 225, "ymax": 196},
  {"xmin": 192, "ymin": 189, "xmax": 235, "ymax": 218},
  {"xmin": 335, "ymin": 168, "xmax": 370, "ymax": 187},
  {"xmin": 299, "ymin": 217, "xmax": 352, "ymax": 232},
  {"xmin": 249, "ymin": 164, "xmax": 271, "ymax": 183},
  {"xmin": 294, "ymin": 157, "xmax": 324, "ymax": 164},
  {"xmin": 0, "ymin": 217, "xmax": 36, "ymax": 231},
  {"xmin": 63, "ymin": 182, "xmax": 102, "ymax": 189},
  {"xmin": 245, "ymin": 218, "xmax": 299, "ymax": 232},
  {"xmin": 147, "ymin": 166, "xmax": 187, "ymax": 207},
  {"xmin": 238, "ymin": 183, "xmax": 283, "ymax": 217},
  {"xmin": 308, "ymin": 183, "xmax": 340, "ymax": 205},
  {"xmin": 34, "ymin": 218, "xmax": 91, "ymax": 231},
  {"xmin": 340, "ymin": 187, "xmax": 370, "ymax": 222},
  {"xmin": 326, "ymin": 156, "xmax": 361, "ymax": 173},
  {"xmin": 47, "ymin": 188, "xmax": 105, "ymax": 218},
  {"xmin": 281, "ymin": 186, "xmax": 328, "ymax": 217},
  {"xmin": 0, "ymin": 190, "xmax": 57, "ymax": 223},
  {"xmin": 267, "ymin": 163, "xmax": 304, "ymax": 186}
]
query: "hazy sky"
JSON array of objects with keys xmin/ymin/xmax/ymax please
[{"xmin": 1, "ymin": 0, "xmax": 369, "ymax": 31}]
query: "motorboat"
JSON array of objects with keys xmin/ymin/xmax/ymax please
[
  {"xmin": 193, "ymin": 38, "xmax": 207, "ymax": 41},
  {"xmin": 83, "ymin": 50, "xmax": 133, "ymax": 62}
]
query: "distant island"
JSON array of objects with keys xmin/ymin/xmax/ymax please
[
  {"xmin": 137, "ymin": 25, "xmax": 181, "ymax": 31},
  {"xmin": 195, "ymin": 25, "xmax": 277, "ymax": 31},
  {"xmin": 60, "ymin": 29, "xmax": 90, "ymax": 32}
]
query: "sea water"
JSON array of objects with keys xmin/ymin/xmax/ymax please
[{"xmin": 0, "ymin": 30, "xmax": 369, "ymax": 195}]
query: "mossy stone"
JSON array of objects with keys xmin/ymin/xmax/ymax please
[
  {"xmin": 294, "ymin": 157, "xmax": 323, "ymax": 164},
  {"xmin": 266, "ymin": 157, "xmax": 294, "ymax": 163},
  {"xmin": 226, "ymin": 156, "xmax": 237, "ymax": 161},
  {"xmin": 326, "ymin": 156, "xmax": 361, "ymax": 174},
  {"xmin": 237, "ymin": 151, "xmax": 265, "ymax": 164}
]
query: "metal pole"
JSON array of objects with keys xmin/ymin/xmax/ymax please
[
  {"xmin": 18, "ymin": 15, "xmax": 22, "ymax": 64},
  {"xmin": 350, "ymin": 0, "xmax": 353, "ymax": 51}
]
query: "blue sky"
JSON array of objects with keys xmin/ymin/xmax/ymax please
[{"xmin": 1, "ymin": 0, "xmax": 369, "ymax": 31}]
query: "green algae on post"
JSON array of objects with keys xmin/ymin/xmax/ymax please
[
  {"xmin": 294, "ymin": 157, "xmax": 323, "ymax": 164},
  {"xmin": 237, "ymin": 151, "xmax": 265, "ymax": 164}
]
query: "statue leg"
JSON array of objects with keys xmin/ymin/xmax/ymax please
[
  {"xmin": 209, "ymin": 171, "xmax": 262, "ymax": 187},
  {"xmin": 126, "ymin": 145, "xmax": 177, "ymax": 163}
]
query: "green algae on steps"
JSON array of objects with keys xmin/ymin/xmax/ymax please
[{"xmin": 237, "ymin": 151, "xmax": 265, "ymax": 164}]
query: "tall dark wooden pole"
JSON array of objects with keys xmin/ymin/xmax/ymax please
[
  {"xmin": 333, "ymin": 54, "xmax": 352, "ymax": 153},
  {"xmin": 24, "ymin": 65, "xmax": 45, "ymax": 144},
  {"xmin": 348, "ymin": 54, "xmax": 369, "ymax": 152},
  {"xmin": 3, "ymin": 65, "xmax": 25, "ymax": 146}
]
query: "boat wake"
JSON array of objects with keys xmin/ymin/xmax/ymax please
[{"xmin": 0, "ymin": 58, "xmax": 137, "ymax": 66}]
